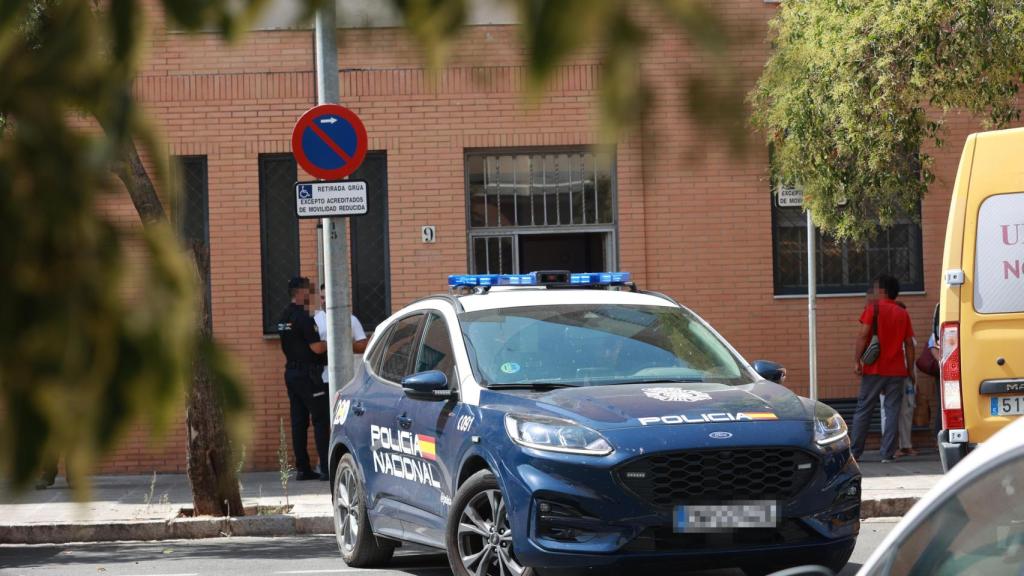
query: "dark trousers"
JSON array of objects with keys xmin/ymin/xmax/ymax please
[
  {"xmin": 285, "ymin": 368, "xmax": 330, "ymax": 474},
  {"xmin": 851, "ymin": 375, "xmax": 904, "ymax": 460}
]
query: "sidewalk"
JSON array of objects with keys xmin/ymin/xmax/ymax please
[
  {"xmin": 0, "ymin": 471, "xmax": 333, "ymax": 544},
  {"xmin": 0, "ymin": 453, "xmax": 944, "ymax": 544},
  {"xmin": 855, "ymin": 448, "xmax": 943, "ymax": 518}
]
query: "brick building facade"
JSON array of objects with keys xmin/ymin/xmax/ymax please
[{"xmin": 100, "ymin": 0, "xmax": 990, "ymax": 473}]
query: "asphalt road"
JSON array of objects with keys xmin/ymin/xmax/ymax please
[{"xmin": 0, "ymin": 520, "xmax": 896, "ymax": 576}]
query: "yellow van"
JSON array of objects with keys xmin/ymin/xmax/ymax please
[{"xmin": 938, "ymin": 127, "xmax": 1024, "ymax": 471}]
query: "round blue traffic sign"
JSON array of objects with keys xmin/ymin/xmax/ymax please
[{"xmin": 291, "ymin": 104, "xmax": 368, "ymax": 180}]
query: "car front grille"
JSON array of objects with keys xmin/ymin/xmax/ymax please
[{"xmin": 616, "ymin": 448, "xmax": 817, "ymax": 507}]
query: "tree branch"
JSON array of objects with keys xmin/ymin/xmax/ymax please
[{"xmin": 109, "ymin": 137, "xmax": 166, "ymax": 225}]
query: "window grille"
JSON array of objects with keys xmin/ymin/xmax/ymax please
[
  {"xmin": 259, "ymin": 154, "xmax": 299, "ymax": 334},
  {"xmin": 174, "ymin": 155, "xmax": 211, "ymax": 320},
  {"xmin": 772, "ymin": 197, "xmax": 923, "ymax": 295},
  {"xmin": 349, "ymin": 153, "xmax": 391, "ymax": 332}
]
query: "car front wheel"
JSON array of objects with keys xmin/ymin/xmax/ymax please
[
  {"xmin": 447, "ymin": 469, "xmax": 533, "ymax": 576},
  {"xmin": 333, "ymin": 453, "xmax": 394, "ymax": 567}
]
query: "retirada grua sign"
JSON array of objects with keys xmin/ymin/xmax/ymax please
[{"xmin": 295, "ymin": 180, "xmax": 368, "ymax": 219}]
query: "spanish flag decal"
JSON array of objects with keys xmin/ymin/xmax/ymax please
[
  {"xmin": 743, "ymin": 412, "xmax": 779, "ymax": 421},
  {"xmin": 417, "ymin": 434, "xmax": 437, "ymax": 461}
]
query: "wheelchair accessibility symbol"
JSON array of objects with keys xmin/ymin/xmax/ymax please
[{"xmin": 297, "ymin": 184, "xmax": 313, "ymax": 199}]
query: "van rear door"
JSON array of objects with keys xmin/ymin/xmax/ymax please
[{"xmin": 961, "ymin": 129, "xmax": 1024, "ymax": 443}]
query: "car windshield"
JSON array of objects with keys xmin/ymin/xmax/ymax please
[{"xmin": 459, "ymin": 303, "xmax": 753, "ymax": 387}]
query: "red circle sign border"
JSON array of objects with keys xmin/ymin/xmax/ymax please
[{"xmin": 291, "ymin": 104, "xmax": 368, "ymax": 181}]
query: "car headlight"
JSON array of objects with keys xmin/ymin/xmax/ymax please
[
  {"xmin": 504, "ymin": 414, "xmax": 613, "ymax": 456},
  {"xmin": 814, "ymin": 404, "xmax": 849, "ymax": 446}
]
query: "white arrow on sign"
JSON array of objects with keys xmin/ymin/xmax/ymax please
[{"xmin": 320, "ymin": 117, "xmax": 338, "ymax": 125}]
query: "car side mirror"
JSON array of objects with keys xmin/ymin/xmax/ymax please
[
  {"xmin": 767, "ymin": 566, "xmax": 834, "ymax": 576},
  {"xmin": 401, "ymin": 370, "xmax": 455, "ymax": 400},
  {"xmin": 753, "ymin": 360, "xmax": 787, "ymax": 384}
]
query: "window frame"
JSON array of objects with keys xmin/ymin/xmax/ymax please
[
  {"xmin": 258, "ymin": 153, "xmax": 300, "ymax": 335},
  {"xmin": 348, "ymin": 152, "xmax": 391, "ymax": 331},
  {"xmin": 464, "ymin": 146, "xmax": 619, "ymax": 274},
  {"xmin": 973, "ymin": 191, "xmax": 1024, "ymax": 315},
  {"xmin": 365, "ymin": 322, "xmax": 395, "ymax": 378},
  {"xmin": 769, "ymin": 194, "xmax": 925, "ymax": 297},
  {"xmin": 413, "ymin": 311, "xmax": 459, "ymax": 388},
  {"xmin": 173, "ymin": 155, "xmax": 211, "ymax": 319},
  {"xmin": 375, "ymin": 313, "xmax": 426, "ymax": 386}
]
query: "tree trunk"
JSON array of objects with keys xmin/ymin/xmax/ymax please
[
  {"xmin": 184, "ymin": 240, "xmax": 244, "ymax": 517},
  {"xmin": 107, "ymin": 128, "xmax": 243, "ymax": 517}
]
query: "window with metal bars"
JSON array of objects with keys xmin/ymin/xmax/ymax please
[
  {"xmin": 348, "ymin": 152, "xmax": 390, "ymax": 332},
  {"xmin": 465, "ymin": 148, "xmax": 616, "ymax": 275},
  {"xmin": 173, "ymin": 155, "xmax": 211, "ymax": 320},
  {"xmin": 771, "ymin": 196, "xmax": 924, "ymax": 296},
  {"xmin": 467, "ymin": 150, "xmax": 614, "ymax": 228},
  {"xmin": 259, "ymin": 153, "xmax": 299, "ymax": 334}
]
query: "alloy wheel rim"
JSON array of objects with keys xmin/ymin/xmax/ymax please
[
  {"xmin": 334, "ymin": 467, "xmax": 359, "ymax": 554},
  {"xmin": 457, "ymin": 488, "xmax": 524, "ymax": 576}
]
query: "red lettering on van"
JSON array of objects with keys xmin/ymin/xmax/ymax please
[
  {"xmin": 1001, "ymin": 224, "xmax": 1023, "ymax": 246},
  {"xmin": 1005, "ymin": 260, "xmax": 1022, "ymax": 280}
]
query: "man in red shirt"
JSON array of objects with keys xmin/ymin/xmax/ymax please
[{"xmin": 851, "ymin": 274, "xmax": 916, "ymax": 462}]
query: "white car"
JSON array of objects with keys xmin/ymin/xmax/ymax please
[{"xmin": 779, "ymin": 415, "xmax": 1024, "ymax": 576}]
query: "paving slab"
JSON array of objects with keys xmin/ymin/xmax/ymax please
[{"xmin": 857, "ymin": 449, "xmax": 944, "ymax": 501}]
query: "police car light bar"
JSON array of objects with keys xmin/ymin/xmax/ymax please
[{"xmin": 448, "ymin": 271, "xmax": 632, "ymax": 288}]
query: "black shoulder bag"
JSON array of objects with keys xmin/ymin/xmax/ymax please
[{"xmin": 861, "ymin": 303, "xmax": 880, "ymax": 365}]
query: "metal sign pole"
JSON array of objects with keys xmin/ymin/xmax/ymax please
[
  {"xmin": 807, "ymin": 209, "xmax": 818, "ymax": 402},
  {"xmin": 315, "ymin": 3, "xmax": 353, "ymax": 403}
]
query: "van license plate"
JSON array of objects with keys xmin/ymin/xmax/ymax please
[
  {"xmin": 674, "ymin": 502, "xmax": 777, "ymax": 533},
  {"xmin": 991, "ymin": 397, "xmax": 1024, "ymax": 416}
]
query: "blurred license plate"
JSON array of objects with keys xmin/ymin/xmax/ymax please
[
  {"xmin": 675, "ymin": 502, "xmax": 777, "ymax": 533},
  {"xmin": 991, "ymin": 396, "xmax": 1024, "ymax": 416}
]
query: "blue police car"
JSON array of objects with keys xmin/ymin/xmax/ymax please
[{"xmin": 328, "ymin": 272, "xmax": 860, "ymax": 576}]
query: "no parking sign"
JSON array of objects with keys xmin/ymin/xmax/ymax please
[{"xmin": 291, "ymin": 104, "xmax": 368, "ymax": 180}]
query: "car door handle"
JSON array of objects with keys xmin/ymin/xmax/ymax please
[
  {"xmin": 352, "ymin": 402, "xmax": 365, "ymax": 416},
  {"xmin": 397, "ymin": 414, "xmax": 413, "ymax": 429}
]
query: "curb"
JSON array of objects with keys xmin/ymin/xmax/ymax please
[
  {"xmin": 859, "ymin": 496, "xmax": 919, "ymax": 519},
  {"xmin": 0, "ymin": 498, "xmax": 919, "ymax": 545},
  {"xmin": 0, "ymin": 514, "xmax": 333, "ymax": 545}
]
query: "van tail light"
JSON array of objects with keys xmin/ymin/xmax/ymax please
[{"xmin": 940, "ymin": 322, "xmax": 965, "ymax": 430}]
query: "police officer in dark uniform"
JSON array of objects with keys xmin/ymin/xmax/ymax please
[{"xmin": 278, "ymin": 277, "xmax": 330, "ymax": 481}]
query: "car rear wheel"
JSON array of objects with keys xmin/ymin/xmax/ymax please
[
  {"xmin": 447, "ymin": 469, "xmax": 534, "ymax": 576},
  {"xmin": 333, "ymin": 453, "xmax": 394, "ymax": 567}
]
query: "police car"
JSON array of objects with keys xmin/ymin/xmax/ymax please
[{"xmin": 328, "ymin": 272, "xmax": 861, "ymax": 576}]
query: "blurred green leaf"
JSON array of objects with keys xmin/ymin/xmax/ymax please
[
  {"xmin": 394, "ymin": 0, "xmax": 468, "ymax": 72},
  {"xmin": 1, "ymin": 0, "xmax": 739, "ymax": 494},
  {"xmin": 0, "ymin": 0, "xmax": 252, "ymax": 494},
  {"xmin": 389, "ymin": 0, "xmax": 736, "ymax": 144}
]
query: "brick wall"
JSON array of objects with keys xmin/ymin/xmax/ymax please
[{"xmin": 96, "ymin": 0, "xmax": 1007, "ymax": 473}]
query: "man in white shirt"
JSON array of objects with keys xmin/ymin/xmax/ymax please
[{"xmin": 313, "ymin": 284, "xmax": 369, "ymax": 384}]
